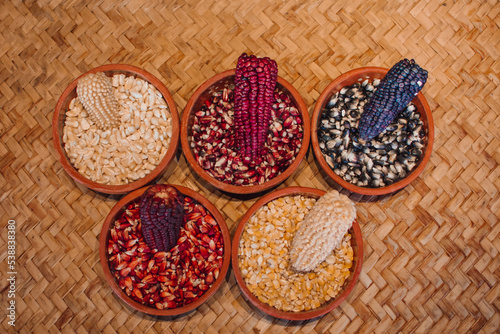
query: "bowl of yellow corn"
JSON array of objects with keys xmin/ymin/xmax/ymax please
[{"xmin": 231, "ymin": 186, "xmax": 363, "ymax": 320}]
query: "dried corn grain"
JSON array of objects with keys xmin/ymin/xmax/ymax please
[
  {"xmin": 63, "ymin": 74, "xmax": 172, "ymax": 185},
  {"xmin": 238, "ymin": 195, "xmax": 354, "ymax": 312}
]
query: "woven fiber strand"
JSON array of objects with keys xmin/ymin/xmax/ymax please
[{"xmin": 0, "ymin": 0, "xmax": 499, "ymax": 333}]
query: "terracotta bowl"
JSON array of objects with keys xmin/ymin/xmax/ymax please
[
  {"xmin": 181, "ymin": 69, "xmax": 310, "ymax": 195},
  {"xmin": 52, "ymin": 64, "xmax": 180, "ymax": 194},
  {"xmin": 99, "ymin": 184, "xmax": 231, "ymax": 316},
  {"xmin": 311, "ymin": 67, "xmax": 434, "ymax": 196},
  {"xmin": 231, "ymin": 187, "xmax": 363, "ymax": 320}
]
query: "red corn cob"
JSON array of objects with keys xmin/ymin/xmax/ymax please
[
  {"xmin": 234, "ymin": 53, "xmax": 278, "ymax": 166},
  {"xmin": 139, "ymin": 185, "xmax": 185, "ymax": 252}
]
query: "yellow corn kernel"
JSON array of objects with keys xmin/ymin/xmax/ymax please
[{"xmin": 238, "ymin": 194, "xmax": 355, "ymax": 313}]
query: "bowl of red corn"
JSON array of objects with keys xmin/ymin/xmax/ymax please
[
  {"xmin": 181, "ymin": 54, "xmax": 310, "ymax": 195},
  {"xmin": 311, "ymin": 61, "xmax": 434, "ymax": 196},
  {"xmin": 232, "ymin": 186, "xmax": 363, "ymax": 320},
  {"xmin": 99, "ymin": 184, "xmax": 231, "ymax": 316}
]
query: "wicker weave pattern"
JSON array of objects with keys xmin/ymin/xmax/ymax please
[{"xmin": 0, "ymin": 0, "xmax": 499, "ymax": 333}]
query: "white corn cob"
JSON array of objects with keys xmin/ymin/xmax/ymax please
[
  {"xmin": 76, "ymin": 72, "xmax": 119, "ymax": 130},
  {"xmin": 289, "ymin": 189, "xmax": 356, "ymax": 272}
]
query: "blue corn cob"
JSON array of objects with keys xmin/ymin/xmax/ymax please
[{"xmin": 358, "ymin": 59, "xmax": 428, "ymax": 141}]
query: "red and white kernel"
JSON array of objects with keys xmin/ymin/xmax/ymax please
[{"xmin": 191, "ymin": 88, "xmax": 303, "ymax": 186}]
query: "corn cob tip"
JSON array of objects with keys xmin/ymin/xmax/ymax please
[{"xmin": 76, "ymin": 72, "xmax": 120, "ymax": 131}]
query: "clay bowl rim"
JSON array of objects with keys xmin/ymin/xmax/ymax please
[
  {"xmin": 231, "ymin": 186, "xmax": 364, "ymax": 320},
  {"xmin": 52, "ymin": 64, "xmax": 180, "ymax": 195},
  {"xmin": 99, "ymin": 184, "xmax": 232, "ymax": 316},
  {"xmin": 180, "ymin": 69, "xmax": 311, "ymax": 195},
  {"xmin": 311, "ymin": 67, "xmax": 434, "ymax": 196}
]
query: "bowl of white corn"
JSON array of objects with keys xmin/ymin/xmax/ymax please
[{"xmin": 52, "ymin": 64, "xmax": 180, "ymax": 194}]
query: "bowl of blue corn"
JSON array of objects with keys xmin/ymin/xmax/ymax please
[{"xmin": 311, "ymin": 61, "xmax": 434, "ymax": 196}]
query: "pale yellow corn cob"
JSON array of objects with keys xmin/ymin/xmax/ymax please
[
  {"xmin": 289, "ymin": 189, "xmax": 356, "ymax": 272},
  {"xmin": 76, "ymin": 72, "xmax": 119, "ymax": 130}
]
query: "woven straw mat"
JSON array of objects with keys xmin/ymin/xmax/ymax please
[{"xmin": 0, "ymin": 0, "xmax": 498, "ymax": 333}]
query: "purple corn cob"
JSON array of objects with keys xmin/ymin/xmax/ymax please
[
  {"xmin": 358, "ymin": 59, "xmax": 428, "ymax": 141},
  {"xmin": 234, "ymin": 53, "xmax": 278, "ymax": 165},
  {"xmin": 139, "ymin": 185, "xmax": 185, "ymax": 252}
]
